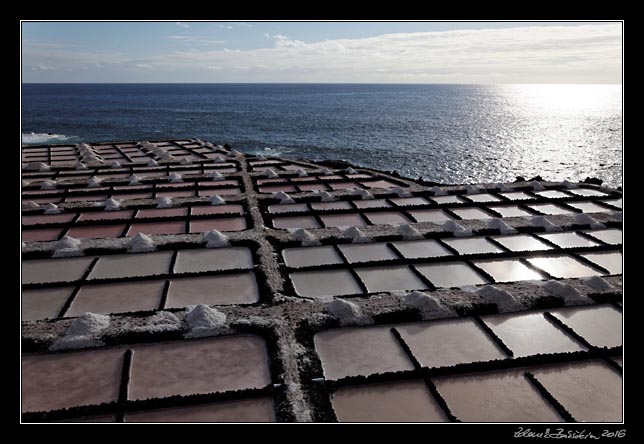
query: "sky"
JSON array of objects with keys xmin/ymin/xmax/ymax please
[{"xmin": 21, "ymin": 21, "xmax": 622, "ymax": 84}]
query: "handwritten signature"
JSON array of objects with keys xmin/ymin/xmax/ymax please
[{"xmin": 514, "ymin": 427, "xmax": 626, "ymax": 440}]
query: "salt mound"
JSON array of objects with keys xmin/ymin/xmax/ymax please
[
  {"xmin": 43, "ymin": 203, "xmax": 61, "ymax": 215},
  {"xmin": 40, "ymin": 179, "xmax": 57, "ymax": 190},
  {"xmin": 156, "ymin": 197, "xmax": 173, "ymax": 208},
  {"xmin": 496, "ymin": 183, "xmax": 513, "ymax": 192},
  {"xmin": 212, "ymin": 155, "xmax": 226, "ymax": 163},
  {"xmin": 529, "ymin": 181, "xmax": 546, "ymax": 191},
  {"xmin": 203, "ymin": 230, "xmax": 230, "ymax": 248},
  {"xmin": 441, "ymin": 220, "xmax": 472, "ymax": 237},
  {"xmin": 185, "ymin": 305, "xmax": 227, "ymax": 338},
  {"xmin": 103, "ymin": 198, "xmax": 121, "ymax": 211},
  {"xmin": 131, "ymin": 311, "xmax": 182, "ymax": 334},
  {"xmin": 22, "ymin": 201, "xmax": 40, "ymax": 209},
  {"xmin": 326, "ymin": 298, "xmax": 362, "ymax": 323},
  {"xmin": 274, "ymin": 191, "xmax": 295, "ymax": 204},
  {"xmin": 487, "ymin": 218, "xmax": 517, "ymax": 234},
  {"xmin": 540, "ymin": 280, "xmax": 587, "ymax": 303},
  {"xmin": 129, "ymin": 174, "xmax": 142, "ymax": 185},
  {"xmin": 611, "ymin": 211, "xmax": 623, "ymax": 221},
  {"xmin": 147, "ymin": 159, "xmax": 159, "ymax": 166},
  {"xmin": 168, "ymin": 172, "xmax": 183, "ymax": 183},
  {"xmin": 476, "ymin": 285, "xmax": 520, "ymax": 311},
  {"xmin": 429, "ymin": 186, "xmax": 447, "ymax": 196},
  {"xmin": 76, "ymin": 162, "xmax": 88, "ymax": 170},
  {"xmin": 574, "ymin": 213, "xmax": 605, "ymax": 229},
  {"xmin": 256, "ymin": 154, "xmax": 267, "ymax": 161},
  {"xmin": 295, "ymin": 168, "xmax": 308, "ymax": 177},
  {"xmin": 530, "ymin": 216, "xmax": 562, "ymax": 232},
  {"xmin": 290, "ymin": 228, "xmax": 320, "ymax": 246},
  {"xmin": 110, "ymin": 161, "xmax": 121, "ymax": 168},
  {"xmin": 87, "ymin": 176, "xmax": 102, "ymax": 187},
  {"xmin": 25, "ymin": 162, "xmax": 50, "ymax": 171},
  {"xmin": 402, "ymin": 291, "xmax": 451, "ymax": 317},
  {"xmin": 180, "ymin": 157, "xmax": 191, "ymax": 165},
  {"xmin": 159, "ymin": 153, "xmax": 176, "ymax": 162},
  {"xmin": 262, "ymin": 168, "xmax": 279, "ymax": 178},
  {"xmin": 209, "ymin": 195, "xmax": 226, "ymax": 206},
  {"xmin": 464, "ymin": 184, "xmax": 481, "ymax": 194},
  {"xmin": 315, "ymin": 190, "xmax": 336, "ymax": 202},
  {"xmin": 66, "ymin": 312, "xmax": 110, "ymax": 337},
  {"xmin": 581, "ymin": 276, "xmax": 614, "ymax": 292},
  {"xmin": 209, "ymin": 170, "xmax": 225, "ymax": 180},
  {"xmin": 344, "ymin": 167, "xmax": 357, "ymax": 174},
  {"xmin": 562, "ymin": 180, "xmax": 578, "ymax": 189},
  {"xmin": 354, "ymin": 189, "xmax": 373, "ymax": 200},
  {"xmin": 343, "ymin": 226, "xmax": 372, "ymax": 243},
  {"xmin": 53, "ymin": 236, "xmax": 82, "ymax": 257},
  {"xmin": 392, "ymin": 187, "xmax": 412, "ymax": 197},
  {"xmin": 397, "ymin": 224, "xmax": 423, "ymax": 240},
  {"xmin": 320, "ymin": 168, "xmax": 333, "ymax": 176},
  {"xmin": 127, "ymin": 233, "xmax": 156, "ymax": 253}
]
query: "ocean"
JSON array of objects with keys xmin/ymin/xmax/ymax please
[{"xmin": 21, "ymin": 83, "xmax": 623, "ymax": 188}]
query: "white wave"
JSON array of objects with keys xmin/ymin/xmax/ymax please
[{"xmin": 21, "ymin": 132, "xmax": 77, "ymax": 145}]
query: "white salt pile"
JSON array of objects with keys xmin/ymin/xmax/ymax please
[
  {"xmin": 75, "ymin": 162, "xmax": 88, "ymax": 170},
  {"xmin": 343, "ymin": 226, "xmax": 373, "ymax": 243},
  {"xmin": 128, "ymin": 174, "xmax": 142, "ymax": 185},
  {"xmin": 496, "ymin": 183, "xmax": 513, "ymax": 192},
  {"xmin": 315, "ymin": 190, "xmax": 336, "ymax": 202},
  {"xmin": 185, "ymin": 305, "xmax": 227, "ymax": 338},
  {"xmin": 464, "ymin": 184, "xmax": 481, "ymax": 194},
  {"xmin": 208, "ymin": 170, "xmax": 225, "ymax": 180},
  {"xmin": 320, "ymin": 168, "xmax": 333, "ymax": 176},
  {"xmin": 147, "ymin": 159, "xmax": 159, "ymax": 167},
  {"xmin": 441, "ymin": 220, "xmax": 472, "ymax": 237},
  {"xmin": 203, "ymin": 230, "xmax": 230, "ymax": 248},
  {"xmin": 40, "ymin": 179, "xmax": 57, "ymax": 190},
  {"xmin": 130, "ymin": 311, "xmax": 182, "ymax": 334},
  {"xmin": 127, "ymin": 233, "xmax": 156, "ymax": 253},
  {"xmin": 529, "ymin": 181, "xmax": 546, "ymax": 191},
  {"xmin": 611, "ymin": 211, "xmax": 623, "ymax": 221},
  {"xmin": 212, "ymin": 155, "xmax": 226, "ymax": 163},
  {"xmin": 53, "ymin": 236, "xmax": 82, "ymax": 257},
  {"xmin": 110, "ymin": 161, "xmax": 121, "ymax": 168},
  {"xmin": 486, "ymin": 218, "xmax": 517, "ymax": 235},
  {"xmin": 209, "ymin": 195, "xmax": 226, "ymax": 206},
  {"xmin": 290, "ymin": 228, "xmax": 320, "ymax": 246},
  {"xmin": 87, "ymin": 176, "xmax": 102, "ymax": 187},
  {"xmin": 326, "ymin": 298, "xmax": 363, "ymax": 324},
  {"xmin": 274, "ymin": 191, "xmax": 295, "ymax": 204},
  {"xmin": 540, "ymin": 280, "xmax": 588, "ymax": 304},
  {"xmin": 344, "ymin": 167, "xmax": 357, "ymax": 174},
  {"xmin": 262, "ymin": 168, "xmax": 279, "ymax": 178},
  {"xmin": 581, "ymin": 276, "xmax": 614, "ymax": 292},
  {"xmin": 397, "ymin": 224, "xmax": 423, "ymax": 240},
  {"xmin": 256, "ymin": 154, "xmax": 267, "ymax": 161},
  {"xmin": 561, "ymin": 180, "xmax": 578, "ymax": 189},
  {"xmin": 429, "ymin": 186, "xmax": 447, "ymax": 196},
  {"xmin": 354, "ymin": 189, "xmax": 373, "ymax": 200},
  {"xmin": 25, "ymin": 162, "xmax": 50, "ymax": 171},
  {"xmin": 295, "ymin": 168, "xmax": 308, "ymax": 177},
  {"xmin": 530, "ymin": 216, "xmax": 562, "ymax": 232},
  {"xmin": 51, "ymin": 312, "xmax": 111, "ymax": 351},
  {"xmin": 104, "ymin": 198, "xmax": 121, "ymax": 211},
  {"xmin": 574, "ymin": 213, "xmax": 605, "ymax": 229},
  {"xmin": 400, "ymin": 290, "xmax": 452, "ymax": 318},
  {"xmin": 475, "ymin": 285, "xmax": 521, "ymax": 311},
  {"xmin": 180, "ymin": 157, "xmax": 191, "ymax": 165},
  {"xmin": 391, "ymin": 187, "xmax": 412, "ymax": 197},
  {"xmin": 43, "ymin": 203, "xmax": 61, "ymax": 215},
  {"xmin": 22, "ymin": 201, "xmax": 40, "ymax": 209},
  {"xmin": 168, "ymin": 172, "xmax": 183, "ymax": 183},
  {"xmin": 156, "ymin": 197, "xmax": 173, "ymax": 208}
]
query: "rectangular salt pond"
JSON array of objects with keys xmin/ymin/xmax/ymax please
[
  {"xmin": 272, "ymin": 215, "xmax": 321, "ymax": 229},
  {"xmin": 353, "ymin": 199, "xmax": 391, "ymax": 209},
  {"xmin": 22, "ymin": 228, "xmax": 63, "ymax": 242},
  {"xmin": 127, "ymin": 221, "xmax": 186, "ymax": 236},
  {"xmin": 166, "ymin": 273, "xmax": 259, "ymax": 307},
  {"xmin": 363, "ymin": 211, "xmax": 412, "ymax": 226},
  {"xmin": 332, "ymin": 380, "xmax": 448, "ymax": 423},
  {"xmin": 531, "ymin": 361, "xmax": 622, "ymax": 422},
  {"xmin": 431, "ymin": 195, "xmax": 465, "ymax": 204},
  {"xmin": 390, "ymin": 197, "xmax": 430, "ymax": 207},
  {"xmin": 527, "ymin": 255, "xmax": 604, "ymax": 278},
  {"xmin": 22, "ymin": 287, "xmax": 74, "ymax": 321},
  {"xmin": 67, "ymin": 224, "xmax": 127, "ymax": 239},
  {"xmin": 526, "ymin": 203, "xmax": 574, "ymax": 216},
  {"xmin": 314, "ymin": 325, "xmax": 415, "ymax": 380},
  {"xmin": 89, "ymin": 251, "xmax": 173, "ymax": 279},
  {"xmin": 465, "ymin": 193, "xmax": 502, "ymax": 203},
  {"xmin": 290, "ymin": 269, "xmax": 363, "ymax": 298},
  {"xmin": 392, "ymin": 239, "xmax": 453, "ymax": 259},
  {"xmin": 486, "ymin": 205, "xmax": 533, "ymax": 218},
  {"xmin": 473, "ymin": 259, "xmax": 545, "ymax": 282},
  {"xmin": 491, "ymin": 234, "xmax": 552, "ymax": 252},
  {"xmin": 415, "ymin": 262, "xmax": 488, "ymax": 288},
  {"xmin": 433, "ymin": 369, "xmax": 563, "ymax": 422},
  {"xmin": 283, "ymin": 246, "xmax": 344, "ymax": 268},
  {"xmin": 128, "ymin": 336, "xmax": 272, "ymax": 400},
  {"xmin": 408, "ymin": 209, "xmax": 453, "ymax": 223},
  {"xmin": 320, "ymin": 213, "xmax": 366, "ymax": 228},
  {"xmin": 498, "ymin": 191, "xmax": 536, "ymax": 201},
  {"xmin": 551, "ymin": 305, "xmax": 622, "ymax": 348},
  {"xmin": 481, "ymin": 311, "xmax": 584, "ymax": 357},
  {"xmin": 189, "ymin": 217, "xmax": 247, "ymax": 233},
  {"xmin": 310, "ymin": 201, "xmax": 353, "ymax": 211},
  {"xmin": 579, "ymin": 252, "xmax": 622, "ymax": 275},
  {"xmin": 65, "ymin": 280, "xmax": 165, "ymax": 316},
  {"xmin": 125, "ymin": 398, "xmax": 275, "ymax": 423},
  {"xmin": 174, "ymin": 247, "xmax": 253, "ymax": 273},
  {"xmin": 566, "ymin": 201, "xmax": 612, "ymax": 213},
  {"xmin": 567, "ymin": 188, "xmax": 610, "ymax": 197},
  {"xmin": 534, "ymin": 190, "xmax": 571, "ymax": 199},
  {"xmin": 584, "ymin": 229, "xmax": 622, "ymax": 245},
  {"xmin": 537, "ymin": 232, "xmax": 600, "ymax": 248},
  {"xmin": 397, "ymin": 319, "xmax": 506, "ymax": 368},
  {"xmin": 450, "ymin": 207, "xmax": 494, "ymax": 220},
  {"xmin": 443, "ymin": 237, "xmax": 504, "ymax": 255},
  {"xmin": 356, "ymin": 265, "xmax": 427, "ymax": 292},
  {"xmin": 22, "ymin": 257, "xmax": 94, "ymax": 284},
  {"xmin": 337, "ymin": 243, "xmax": 398, "ymax": 263}
]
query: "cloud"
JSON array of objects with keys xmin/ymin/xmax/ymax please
[
  {"xmin": 207, "ymin": 66, "xmax": 221, "ymax": 70},
  {"xmin": 176, "ymin": 22, "xmax": 190, "ymax": 29},
  {"xmin": 36, "ymin": 64, "xmax": 55, "ymax": 70},
  {"xmin": 22, "ymin": 24, "xmax": 622, "ymax": 83},
  {"xmin": 95, "ymin": 63, "xmax": 103, "ymax": 68}
]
